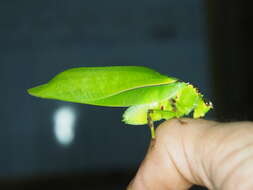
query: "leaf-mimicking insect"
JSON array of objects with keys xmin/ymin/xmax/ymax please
[{"xmin": 28, "ymin": 66, "xmax": 213, "ymax": 139}]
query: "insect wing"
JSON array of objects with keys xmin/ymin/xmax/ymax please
[
  {"xmin": 88, "ymin": 82, "xmax": 184, "ymax": 106},
  {"xmin": 28, "ymin": 66, "xmax": 177, "ymax": 105}
]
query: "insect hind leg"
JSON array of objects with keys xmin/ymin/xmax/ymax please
[
  {"xmin": 147, "ymin": 109, "xmax": 176, "ymax": 139},
  {"xmin": 147, "ymin": 109, "xmax": 155, "ymax": 139}
]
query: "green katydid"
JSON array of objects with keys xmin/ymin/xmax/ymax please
[{"xmin": 28, "ymin": 66, "xmax": 212, "ymax": 139}]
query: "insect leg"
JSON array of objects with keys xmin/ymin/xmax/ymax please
[
  {"xmin": 169, "ymin": 98, "xmax": 187, "ymax": 124},
  {"xmin": 147, "ymin": 109, "xmax": 155, "ymax": 139},
  {"xmin": 177, "ymin": 119, "xmax": 187, "ymax": 125},
  {"xmin": 147, "ymin": 109, "xmax": 177, "ymax": 139},
  {"xmin": 169, "ymin": 98, "xmax": 177, "ymax": 112}
]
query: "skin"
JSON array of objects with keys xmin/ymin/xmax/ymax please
[{"xmin": 127, "ymin": 119, "xmax": 253, "ymax": 190}]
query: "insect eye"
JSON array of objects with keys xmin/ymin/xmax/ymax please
[{"xmin": 206, "ymin": 101, "xmax": 213, "ymax": 107}]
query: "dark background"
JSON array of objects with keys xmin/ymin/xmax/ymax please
[{"xmin": 0, "ymin": 0, "xmax": 251, "ymax": 189}]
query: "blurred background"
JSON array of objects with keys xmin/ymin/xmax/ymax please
[{"xmin": 0, "ymin": 0, "xmax": 251, "ymax": 189}]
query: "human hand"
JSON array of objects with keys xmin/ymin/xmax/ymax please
[{"xmin": 127, "ymin": 119, "xmax": 253, "ymax": 190}]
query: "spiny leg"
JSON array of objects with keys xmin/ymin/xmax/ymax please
[
  {"xmin": 169, "ymin": 98, "xmax": 187, "ymax": 125},
  {"xmin": 147, "ymin": 109, "xmax": 176, "ymax": 139},
  {"xmin": 147, "ymin": 109, "xmax": 155, "ymax": 139},
  {"xmin": 169, "ymin": 98, "xmax": 177, "ymax": 112}
]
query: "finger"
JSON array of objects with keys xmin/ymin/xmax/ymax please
[
  {"xmin": 154, "ymin": 119, "xmax": 253, "ymax": 190},
  {"xmin": 197, "ymin": 121, "xmax": 253, "ymax": 190},
  {"xmin": 127, "ymin": 132, "xmax": 193, "ymax": 190},
  {"xmin": 127, "ymin": 118, "xmax": 218, "ymax": 190}
]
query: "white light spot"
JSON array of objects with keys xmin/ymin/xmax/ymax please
[{"xmin": 53, "ymin": 106, "xmax": 77, "ymax": 146}]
